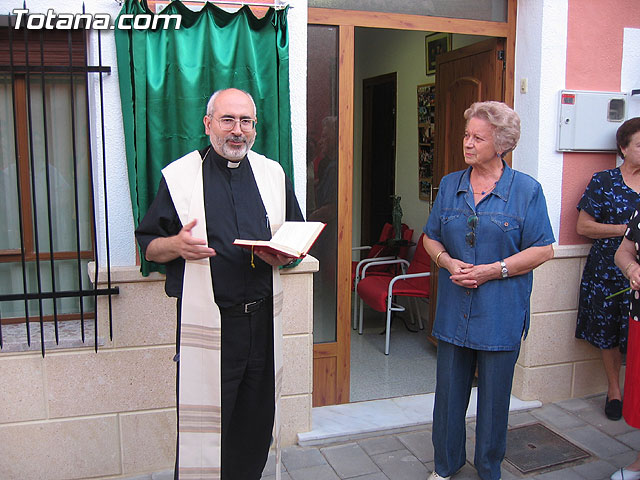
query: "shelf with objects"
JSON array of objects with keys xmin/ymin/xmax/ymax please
[{"xmin": 417, "ymin": 83, "xmax": 435, "ymax": 202}]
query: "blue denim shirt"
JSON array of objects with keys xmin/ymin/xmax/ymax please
[{"xmin": 424, "ymin": 162, "xmax": 555, "ymax": 351}]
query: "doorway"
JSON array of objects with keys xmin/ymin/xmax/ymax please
[
  {"xmin": 308, "ymin": 4, "xmax": 517, "ymax": 407},
  {"xmin": 351, "ymin": 30, "xmax": 507, "ymax": 402},
  {"xmin": 360, "ymin": 72, "xmax": 396, "ymax": 246},
  {"xmin": 352, "ymin": 27, "xmax": 442, "ymax": 402}
]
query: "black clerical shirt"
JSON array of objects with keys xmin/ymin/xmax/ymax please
[{"xmin": 135, "ymin": 147, "xmax": 304, "ymax": 308}]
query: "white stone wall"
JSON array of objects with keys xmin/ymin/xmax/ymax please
[
  {"xmin": 622, "ymin": 28, "xmax": 640, "ymax": 118},
  {"xmin": 514, "ymin": 246, "xmax": 615, "ymax": 402},
  {"xmin": 511, "ymin": 0, "xmax": 638, "ymax": 403},
  {"xmin": 1, "ymin": 2, "xmax": 313, "ymax": 477},
  {"xmin": 0, "ymin": 260, "xmax": 316, "ymax": 479},
  {"xmin": 514, "ymin": 0, "xmax": 568, "ymax": 242}
]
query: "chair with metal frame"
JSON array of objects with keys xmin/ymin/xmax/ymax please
[
  {"xmin": 356, "ymin": 233, "xmax": 431, "ymax": 355},
  {"xmin": 351, "ymin": 223, "xmax": 413, "ymax": 329}
]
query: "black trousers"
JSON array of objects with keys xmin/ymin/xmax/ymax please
[{"xmin": 175, "ymin": 299, "xmax": 275, "ymax": 480}]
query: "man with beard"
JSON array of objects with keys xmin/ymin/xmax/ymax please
[{"xmin": 136, "ymin": 88, "xmax": 304, "ymax": 479}]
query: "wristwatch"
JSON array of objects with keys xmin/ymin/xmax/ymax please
[{"xmin": 500, "ymin": 260, "xmax": 509, "ymax": 279}]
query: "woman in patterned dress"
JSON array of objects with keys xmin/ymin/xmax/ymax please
[{"xmin": 576, "ymin": 117, "xmax": 640, "ymax": 420}]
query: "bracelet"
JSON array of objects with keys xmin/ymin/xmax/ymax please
[
  {"xmin": 435, "ymin": 250, "xmax": 446, "ymax": 268},
  {"xmin": 625, "ymin": 262, "xmax": 637, "ymax": 279}
]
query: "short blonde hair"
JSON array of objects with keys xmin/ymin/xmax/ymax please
[{"xmin": 464, "ymin": 101, "xmax": 520, "ymax": 156}]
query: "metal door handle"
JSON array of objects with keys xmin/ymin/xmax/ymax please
[{"xmin": 430, "ymin": 185, "xmax": 439, "ymax": 208}]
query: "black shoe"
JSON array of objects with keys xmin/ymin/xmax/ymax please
[{"xmin": 605, "ymin": 396, "xmax": 622, "ymax": 421}]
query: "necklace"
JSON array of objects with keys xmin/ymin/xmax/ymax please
[
  {"xmin": 471, "ymin": 165, "xmax": 503, "ymax": 196},
  {"xmin": 473, "ymin": 182, "xmax": 497, "ymax": 196}
]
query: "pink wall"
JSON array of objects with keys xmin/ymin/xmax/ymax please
[{"xmin": 558, "ymin": 0, "xmax": 640, "ymax": 245}]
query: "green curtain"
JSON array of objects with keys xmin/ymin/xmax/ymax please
[{"xmin": 115, "ymin": 0, "xmax": 292, "ymax": 275}]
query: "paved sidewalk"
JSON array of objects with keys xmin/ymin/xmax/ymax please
[
  {"xmin": 260, "ymin": 393, "xmax": 639, "ymax": 480},
  {"xmin": 127, "ymin": 393, "xmax": 639, "ymax": 480}
]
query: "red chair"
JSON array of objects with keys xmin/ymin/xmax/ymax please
[
  {"xmin": 351, "ymin": 223, "xmax": 395, "ymax": 289},
  {"xmin": 351, "ymin": 224, "xmax": 413, "ymax": 330},
  {"xmin": 356, "ymin": 233, "xmax": 431, "ymax": 355}
]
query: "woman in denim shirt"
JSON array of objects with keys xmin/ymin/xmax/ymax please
[{"xmin": 423, "ymin": 102, "xmax": 555, "ymax": 480}]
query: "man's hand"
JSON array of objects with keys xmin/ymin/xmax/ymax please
[
  {"xmin": 254, "ymin": 251, "xmax": 296, "ymax": 267},
  {"xmin": 145, "ymin": 219, "xmax": 216, "ymax": 263},
  {"xmin": 175, "ymin": 219, "xmax": 216, "ymax": 260}
]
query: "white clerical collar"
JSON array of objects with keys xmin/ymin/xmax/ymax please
[{"xmin": 227, "ymin": 160, "xmax": 241, "ymax": 169}]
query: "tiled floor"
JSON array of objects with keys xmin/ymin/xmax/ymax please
[{"xmin": 350, "ymin": 301, "xmax": 436, "ymax": 402}]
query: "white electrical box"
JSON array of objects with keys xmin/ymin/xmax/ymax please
[{"xmin": 557, "ymin": 90, "xmax": 627, "ymax": 152}]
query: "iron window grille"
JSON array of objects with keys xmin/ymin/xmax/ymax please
[{"xmin": 0, "ymin": 15, "xmax": 117, "ymax": 356}]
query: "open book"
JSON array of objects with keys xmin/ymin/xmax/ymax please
[{"xmin": 233, "ymin": 221, "xmax": 326, "ymax": 259}]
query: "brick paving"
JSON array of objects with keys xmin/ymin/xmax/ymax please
[
  {"xmin": 126, "ymin": 393, "xmax": 637, "ymax": 480},
  {"xmin": 261, "ymin": 393, "xmax": 637, "ymax": 480}
]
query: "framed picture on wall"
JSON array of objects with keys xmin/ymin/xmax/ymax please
[{"xmin": 425, "ymin": 32, "xmax": 451, "ymax": 75}]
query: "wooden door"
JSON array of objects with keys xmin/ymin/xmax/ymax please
[
  {"xmin": 310, "ymin": 25, "xmax": 353, "ymax": 407},
  {"xmin": 428, "ymin": 37, "xmax": 506, "ymax": 337}
]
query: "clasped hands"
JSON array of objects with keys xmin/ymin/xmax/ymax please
[
  {"xmin": 445, "ymin": 257, "xmax": 498, "ymax": 288},
  {"xmin": 176, "ymin": 219, "xmax": 292, "ymax": 266}
]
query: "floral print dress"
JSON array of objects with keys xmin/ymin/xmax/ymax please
[{"xmin": 575, "ymin": 168, "xmax": 640, "ymax": 351}]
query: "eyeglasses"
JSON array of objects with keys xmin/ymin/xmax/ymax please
[
  {"xmin": 465, "ymin": 214, "xmax": 478, "ymax": 247},
  {"xmin": 212, "ymin": 115, "xmax": 256, "ymax": 132}
]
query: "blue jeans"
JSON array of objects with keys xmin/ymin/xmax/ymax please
[{"xmin": 432, "ymin": 340, "xmax": 520, "ymax": 480}]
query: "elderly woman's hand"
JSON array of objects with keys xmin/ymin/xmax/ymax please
[
  {"xmin": 439, "ymin": 255, "xmax": 473, "ymax": 276},
  {"xmin": 449, "ymin": 263, "xmax": 500, "ymax": 288}
]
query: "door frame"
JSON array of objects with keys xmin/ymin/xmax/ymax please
[{"xmin": 308, "ymin": 1, "xmax": 517, "ymax": 406}]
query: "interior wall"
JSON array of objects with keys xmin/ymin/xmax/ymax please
[{"xmin": 353, "ymin": 28, "xmax": 489, "ymax": 247}]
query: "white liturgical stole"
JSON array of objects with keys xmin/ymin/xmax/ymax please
[{"xmin": 162, "ymin": 149, "xmax": 285, "ymax": 480}]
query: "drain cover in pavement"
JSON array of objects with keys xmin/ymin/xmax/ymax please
[{"xmin": 504, "ymin": 423, "xmax": 590, "ymax": 473}]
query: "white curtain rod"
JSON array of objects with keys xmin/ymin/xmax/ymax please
[
  {"xmin": 115, "ymin": 0, "xmax": 291, "ymax": 9},
  {"xmin": 185, "ymin": 0, "xmax": 291, "ymax": 7},
  {"xmin": 217, "ymin": 1, "xmax": 290, "ymax": 7}
]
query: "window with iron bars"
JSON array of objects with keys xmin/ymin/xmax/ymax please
[{"xmin": 0, "ymin": 23, "xmax": 116, "ymax": 354}]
